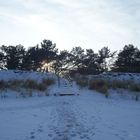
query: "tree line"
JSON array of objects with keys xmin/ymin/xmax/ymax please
[{"xmin": 0, "ymin": 39, "xmax": 140, "ymax": 75}]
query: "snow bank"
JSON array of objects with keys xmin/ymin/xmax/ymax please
[
  {"xmin": 0, "ymin": 70, "xmax": 57, "ymax": 82},
  {"xmin": 89, "ymin": 72, "xmax": 140, "ymax": 83}
]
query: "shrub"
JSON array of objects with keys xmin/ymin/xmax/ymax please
[
  {"xmin": 110, "ymin": 80, "xmax": 124, "ymax": 89},
  {"xmin": 0, "ymin": 78, "xmax": 55, "ymax": 98},
  {"xmin": 7, "ymin": 80, "xmax": 23, "ymax": 91},
  {"xmin": 129, "ymin": 84, "xmax": 140, "ymax": 92},
  {"xmin": 0, "ymin": 80, "xmax": 6, "ymax": 90},
  {"xmin": 129, "ymin": 84, "xmax": 140, "ymax": 101},
  {"xmin": 89, "ymin": 79, "xmax": 109, "ymax": 94},
  {"xmin": 0, "ymin": 79, "xmax": 55, "ymax": 92},
  {"xmin": 45, "ymin": 90, "xmax": 50, "ymax": 96},
  {"xmin": 88, "ymin": 77, "xmax": 140, "ymax": 100},
  {"xmin": 75, "ymin": 76, "xmax": 88, "ymax": 88},
  {"xmin": 26, "ymin": 89, "xmax": 33, "ymax": 97},
  {"xmin": 42, "ymin": 78, "xmax": 55, "ymax": 86},
  {"xmin": 23, "ymin": 79, "xmax": 38, "ymax": 89},
  {"xmin": 111, "ymin": 80, "xmax": 132, "ymax": 89},
  {"xmin": 20, "ymin": 91, "xmax": 27, "ymax": 98},
  {"xmin": 23, "ymin": 79, "xmax": 47, "ymax": 91},
  {"xmin": 37, "ymin": 83, "xmax": 46, "ymax": 91},
  {"xmin": 105, "ymin": 92, "xmax": 109, "ymax": 98}
]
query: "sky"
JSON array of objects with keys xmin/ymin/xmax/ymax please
[{"xmin": 0, "ymin": 0, "xmax": 140, "ymax": 52}]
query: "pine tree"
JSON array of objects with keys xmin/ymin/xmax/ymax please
[{"xmin": 113, "ymin": 44, "xmax": 140, "ymax": 73}]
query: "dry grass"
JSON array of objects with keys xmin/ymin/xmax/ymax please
[
  {"xmin": 0, "ymin": 78, "xmax": 55, "ymax": 97},
  {"xmin": 110, "ymin": 80, "xmax": 132, "ymax": 90},
  {"xmin": 0, "ymin": 80, "xmax": 6, "ymax": 90},
  {"xmin": 42, "ymin": 78, "xmax": 55, "ymax": 86},
  {"xmin": 89, "ymin": 78, "xmax": 140, "ymax": 100},
  {"xmin": 27, "ymin": 89, "xmax": 33, "ymax": 97},
  {"xmin": 23, "ymin": 79, "xmax": 46, "ymax": 91},
  {"xmin": 129, "ymin": 83, "xmax": 140, "ymax": 92},
  {"xmin": 7, "ymin": 80, "xmax": 23, "ymax": 91},
  {"xmin": 75, "ymin": 76, "xmax": 88, "ymax": 88},
  {"xmin": 89, "ymin": 79, "xmax": 109, "ymax": 95}
]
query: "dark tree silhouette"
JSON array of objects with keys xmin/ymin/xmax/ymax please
[
  {"xmin": 112, "ymin": 44, "xmax": 140, "ymax": 73},
  {"xmin": 98, "ymin": 47, "xmax": 116, "ymax": 72},
  {"xmin": 22, "ymin": 45, "xmax": 41, "ymax": 71},
  {"xmin": 83, "ymin": 49, "xmax": 99, "ymax": 74},
  {"xmin": 0, "ymin": 39, "xmax": 139, "ymax": 75},
  {"xmin": 70, "ymin": 46, "xmax": 85, "ymax": 69},
  {"xmin": 0, "ymin": 51, "xmax": 4, "ymax": 69},
  {"xmin": 0, "ymin": 45, "xmax": 25, "ymax": 70},
  {"xmin": 40, "ymin": 39, "xmax": 58, "ymax": 63},
  {"xmin": 52, "ymin": 50, "xmax": 70, "ymax": 87},
  {"xmin": 22, "ymin": 40, "xmax": 58, "ymax": 71}
]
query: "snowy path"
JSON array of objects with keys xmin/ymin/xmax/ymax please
[{"xmin": 0, "ymin": 90, "xmax": 140, "ymax": 140}]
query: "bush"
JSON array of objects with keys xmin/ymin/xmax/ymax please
[
  {"xmin": 110, "ymin": 80, "xmax": 132, "ymax": 89},
  {"xmin": 129, "ymin": 84, "xmax": 140, "ymax": 101},
  {"xmin": 37, "ymin": 83, "xmax": 46, "ymax": 91},
  {"xmin": 0, "ymin": 78, "xmax": 55, "ymax": 93},
  {"xmin": 27, "ymin": 89, "xmax": 33, "ymax": 97},
  {"xmin": 89, "ymin": 78, "xmax": 140, "ymax": 100},
  {"xmin": 75, "ymin": 76, "xmax": 88, "ymax": 88},
  {"xmin": 0, "ymin": 80, "xmax": 6, "ymax": 90},
  {"xmin": 0, "ymin": 77, "xmax": 56, "ymax": 98},
  {"xmin": 7, "ymin": 80, "xmax": 23, "ymax": 91},
  {"xmin": 89, "ymin": 79, "xmax": 109, "ymax": 94},
  {"xmin": 129, "ymin": 84, "xmax": 140, "ymax": 92},
  {"xmin": 23, "ymin": 79, "xmax": 47, "ymax": 91},
  {"xmin": 135, "ymin": 94, "xmax": 139, "ymax": 101},
  {"xmin": 42, "ymin": 78, "xmax": 55, "ymax": 86},
  {"xmin": 23, "ymin": 79, "xmax": 38, "ymax": 89}
]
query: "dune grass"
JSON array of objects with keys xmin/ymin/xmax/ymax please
[
  {"xmin": 0, "ymin": 78, "xmax": 55, "ymax": 98},
  {"xmin": 75, "ymin": 75, "xmax": 140, "ymax": 100}
]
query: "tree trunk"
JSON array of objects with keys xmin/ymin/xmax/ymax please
[{"xmin": 57, "ymin": 74, "xmax": 60, "ymax": 88}]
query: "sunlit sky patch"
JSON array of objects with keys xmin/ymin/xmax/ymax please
[{"xmin": 0, "ymin": 0, "xmax": 140, "ymax": 52}]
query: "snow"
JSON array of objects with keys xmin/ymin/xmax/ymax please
[
  {"xmin": 89, "ymin": 72, "xmax": 140, "ymax": 83},
  {"xmin": 0, "ymin": 70, "xmax": 56, "ymax": 81},
  {"xmin": 0, "ymin": 90, "xmax": 140, "ymax": 140},
  {"xmin": 0, "ymin": 70, "xmax": 140, "ymax": 140}
]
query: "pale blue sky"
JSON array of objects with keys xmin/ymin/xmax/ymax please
[{"xmin": 0, "ymin": 0, "xmax": 140, "ymax": 52}]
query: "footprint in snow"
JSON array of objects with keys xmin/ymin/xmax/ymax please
[
  {"xmin": 33, "ymin": 114, "xmax": 38, "ymax": 117},
  {"xmin": 30, "ymin": 132, "xmax": 35, "ymax": 135},
  {"xmin": 29, "ymin": 132, "xmax": 36, "ymax": 139},
  {"xmin": 30, "ymin": 135, "xmax": 35, "ymax": 139},
  {"xmin": 38, "ymin": 128, "xmax": 43, "ymax": 132},
  {"xmin": 48, "ymin": 133, "xmax": 53, "ymax": 137},
  {"xmin": 70, "ymin": 133, "xmax": 77, "ymax": 137}
]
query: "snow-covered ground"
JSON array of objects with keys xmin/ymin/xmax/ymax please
[
  {"xmin": 0, "ymin": 70, "xmax": 57, "ymax": 81},
  {"xmin": 89, "ymin": 72, "xmax": 140, "ymax": 83},
  {"xmin": 0, "ymin": 70, "xmax": 140, "ymax": 140},
  {"xmin": 0, "ymin": 89, "xmax": 140, "ymax": 140}
]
